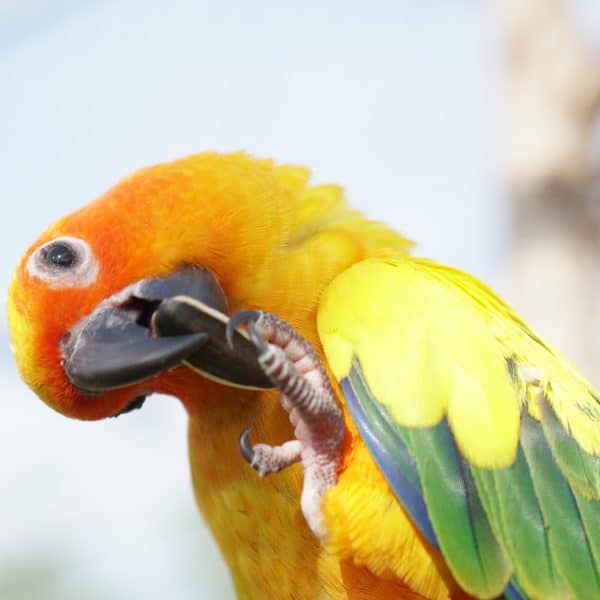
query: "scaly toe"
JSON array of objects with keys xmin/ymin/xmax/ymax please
[
  {"xmin": 239, "ymin": 427, "xmax": 303, "ymax": 477},
  {"xmin": 226, "ymin": 310, "xmax": 267, "ymax": 352}
]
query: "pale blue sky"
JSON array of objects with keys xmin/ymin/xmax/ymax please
[{"xmin": 1, "ymin": 1, "xmax": 598, "ymax": 598}]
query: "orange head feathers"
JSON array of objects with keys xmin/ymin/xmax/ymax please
[{"xmin": 8, "ymin": 152, "xmax": 409, "ymax": 421}]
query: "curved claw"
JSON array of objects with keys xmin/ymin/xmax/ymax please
[
  {"xmin": 239, "ymin": 427, "xmax": 255, "ymax": 466},
  {"xmin": 226, "ymin": 310, "xmax": 267, "ymax": 353}
]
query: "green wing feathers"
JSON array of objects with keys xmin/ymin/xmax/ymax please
[
  {"xmin": 539, "ymin": 394, "xmax": 600, "ymax": 500},
  {"xmin": 406, "ymin": 419, "xmax": 512, "ymax": 596},
  {"xmin": 318, "ymin": 257, "xmax": 600, "ymax": 600}
]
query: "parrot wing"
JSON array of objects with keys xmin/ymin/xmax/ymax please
[{"xmin": 317, "ymin": 257, "xmax": 600, "ymax": 600}]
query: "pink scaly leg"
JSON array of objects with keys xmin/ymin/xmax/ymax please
[{"xmin": 226, "ymin": 310, "xmax": 344, "ymax": 538}]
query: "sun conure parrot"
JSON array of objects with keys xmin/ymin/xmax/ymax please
[{"xmin": 7, "ymin": 152, "xmax": 600, "ymax": 600}]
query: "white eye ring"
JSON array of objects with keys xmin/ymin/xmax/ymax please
[{"xmin": 26, "ymin": 236, "xmax": 99, "ymax": 289}]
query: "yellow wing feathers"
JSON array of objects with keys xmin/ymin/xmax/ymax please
[{"xmin": 318, "ymin": 256, "xmax": 600, "ymax": 467}]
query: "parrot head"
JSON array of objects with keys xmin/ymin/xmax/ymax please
[{"xmin": 8, "ymin": 152, "xmax": 409, "ymax": 420}]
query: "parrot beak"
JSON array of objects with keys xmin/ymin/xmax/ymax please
[{"xmin": 62, "ymin": 267, "xmax": 273, "ymax": 395}]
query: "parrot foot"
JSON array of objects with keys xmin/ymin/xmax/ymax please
[
  {"xmin": 226, "ymin": 310, "xmax": 344, "ymax": 539},
  {"xmin": 239, "ymin": 428, "xmax": 302, "ymax": 476}
]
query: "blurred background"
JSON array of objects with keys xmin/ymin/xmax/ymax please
[{"xmin": 2, "ymin": 1, "xmax": 600, "ymax": 598}]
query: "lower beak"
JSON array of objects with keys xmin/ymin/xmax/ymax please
[{"xmin": 62, "ymin": 267, "xmax": 272, "ymax": 394}]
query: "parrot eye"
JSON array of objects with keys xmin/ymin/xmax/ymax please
[
  {"xmin": 27, "ymin": 236, "xmax": 99, "ymax": 289},
  {"xmin": 41, "ymin": 242, "xmax": 77, "ymax": 268}
]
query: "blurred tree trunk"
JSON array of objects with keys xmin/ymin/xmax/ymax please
[{"xmin": 496, "ymin": 0, "xmax": 600, "ymax": 380}]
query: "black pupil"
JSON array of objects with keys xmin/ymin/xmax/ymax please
[{"xmin": 43, "ymin": 242, "xmax": 76, "ymax": 268}]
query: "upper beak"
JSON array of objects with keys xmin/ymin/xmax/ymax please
[{"xmin": 62, "ymin": 266, "xmax": 272, "ymax": 394}]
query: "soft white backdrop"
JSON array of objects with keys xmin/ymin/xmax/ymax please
[{"xmin": 1, "ymin": 1, "xmax": 597, "ymax": 598}]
